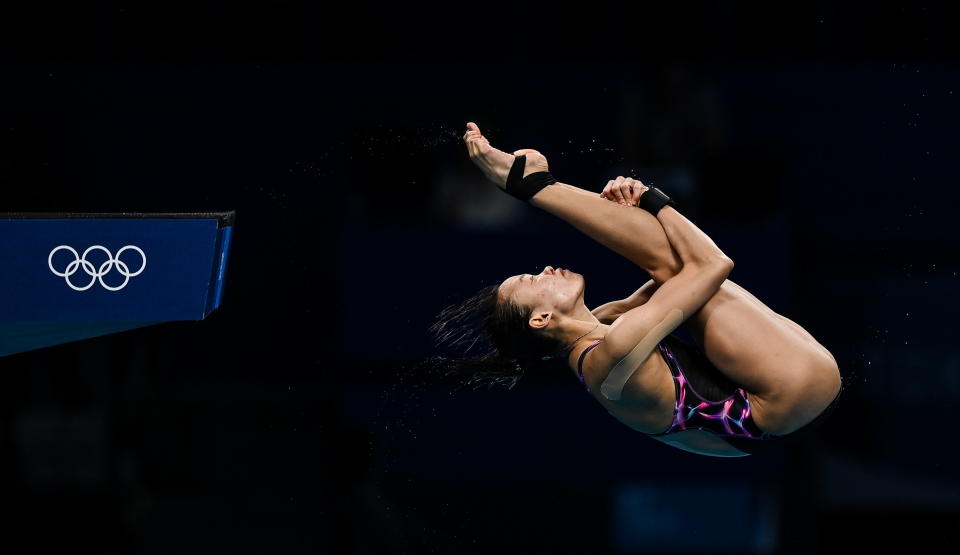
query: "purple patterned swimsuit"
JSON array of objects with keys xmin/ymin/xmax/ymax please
[
  {"xmin": 577, "ymin": 335, "xmax": 839, "ymax": 452},
  {"xmin": 650, "ymin": 338, "xmax": 777, "ymax": 440},
  {"xmin": 577, "ymin": 333, "xmax": 843, "ymax": 454}
]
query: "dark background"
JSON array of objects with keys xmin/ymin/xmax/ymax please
[{"xmin": 1, "ymin": 2, "xmax": 959, "ymax": 553}]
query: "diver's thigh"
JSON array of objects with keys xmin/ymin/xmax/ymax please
[
  {"xmin": 722, "ymin": 279, "xmax": 837, "ymax": 366},
  {"xmin": 683, "ymin": 281, "xmax": 823, "ymax": 400}
]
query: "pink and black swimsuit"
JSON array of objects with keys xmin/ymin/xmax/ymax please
[{"xmin": 577, "ymin": 333, "xmax": 842, "ymax": 455}]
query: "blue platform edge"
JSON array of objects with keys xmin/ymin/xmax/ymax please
[
  {"xmin": 204, "ymin": 225, "xmax": 233, "ymax": 316},
  {"xmin": 0, "ymin": 211, "xmax": 235, "ymax": 357}
]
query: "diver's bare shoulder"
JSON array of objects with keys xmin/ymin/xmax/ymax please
[{"xmin": 574, "ymin": 334, "xmax": 676, "ymax": 434}]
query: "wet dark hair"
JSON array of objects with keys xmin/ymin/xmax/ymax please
[{"xmin": 424, "ymin": 281, "xmax": 570, "ymax": 390}]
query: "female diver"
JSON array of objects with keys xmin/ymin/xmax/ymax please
[{"xmin": 430, "ymin": 122, "xmax": 842, "ymax": 458}]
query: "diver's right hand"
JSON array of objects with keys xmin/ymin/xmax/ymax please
[{"xmin": 600, "ymin": 176, "xmax": 648, "ymax": 206}]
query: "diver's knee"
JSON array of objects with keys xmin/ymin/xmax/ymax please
[{"xmin": 784, "ymin": 359, "xmax": 842, "ymax": 421}]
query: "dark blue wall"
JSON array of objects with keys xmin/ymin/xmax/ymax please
[{"xmin": 2, "ymin": 2, "xmax": 958, "ymax": 553}]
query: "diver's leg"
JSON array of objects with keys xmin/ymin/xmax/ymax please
[
  {"xmin": 721, "ymin": 279, "xmax": 838, "ymax": 368},
  {"xmin": 529, "ymin": 182, "xmax": 683, "ymax": 284},
  {"xmin": 464, "ymin": 123, "xmax": 682, "ymax": 283},
  {"xmin": 503, "ymin": 179, "xmax": 686, "ymax": 286},
  {"xmin": 682, "ymin": 280, "xmax": 842, "ymax": 435}
]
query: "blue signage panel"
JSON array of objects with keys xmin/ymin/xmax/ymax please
[{"xmin": 0, "ymin": 212, "xmax": 235, "ymax": 356}]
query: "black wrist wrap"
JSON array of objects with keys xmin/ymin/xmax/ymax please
[
  {"xmin": 638, "ymin": 186, "xmax": 676, "ymax": 215},
  {"xmin": 503, "ymin": 154, "xmax": 557, "ymax": 201}
]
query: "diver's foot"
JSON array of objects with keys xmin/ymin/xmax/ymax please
[{"xmin": 463, "ymin": 122, "xmax": 549, "ymax": 190}]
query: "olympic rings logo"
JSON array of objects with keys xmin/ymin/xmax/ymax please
[{"xmin": 48, "ymin": 245, "xmax": 147, "ymax": 291}]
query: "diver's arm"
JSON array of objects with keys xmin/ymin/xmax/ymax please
[
  {"xmin": 615, "ymin": 279, "xmax": 661, "ymax": 313},
  {"xmin": 653, "ymin": 205, "xmax": 729, "ymax": 266},
  {"xmin": 591, "ymin": 176, "xmax": 727, "ymax": 266},
  {"xmin": 590, "ymin": 301, "xmax": 624, "ymax": 324},
  {"xmin": 592, "ymin": 279, "xmax": 662, "ymax": 324}
]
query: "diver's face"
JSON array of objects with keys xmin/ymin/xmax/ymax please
[{"xmin": 499, "ymin": 265, "xmax": 584, "ymax": 316}]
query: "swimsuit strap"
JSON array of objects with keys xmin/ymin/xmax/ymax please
[{"xmin": 577, "ymin": 340, "xmax": 604, "ymax": 388}]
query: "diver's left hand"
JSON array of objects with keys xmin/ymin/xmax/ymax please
[{"xmin": 600, "ymin": 176, "xmax": 648, "ymax": 206}]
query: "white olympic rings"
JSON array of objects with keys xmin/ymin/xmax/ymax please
[{"xmin": 48, "ymin": 245, "xmax": 147, "ymax": 291}]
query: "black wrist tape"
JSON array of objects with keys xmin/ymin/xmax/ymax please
[
  {"xmin": 638, "ymin": 186, "xmax": 676, "ymax": 215},
  {"xmin": 503, "ymin": 154, "xmax": 557, "ymax": 201}
]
